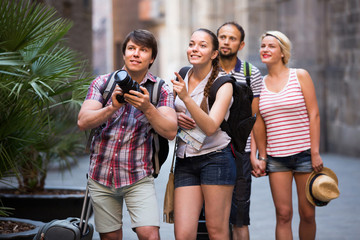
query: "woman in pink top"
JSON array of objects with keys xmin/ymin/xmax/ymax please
[{"xmin": 254, "ymin": 31, "xmax": 323, "ymax": 240}]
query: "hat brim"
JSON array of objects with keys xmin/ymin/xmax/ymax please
[{"xmin": 305, "ymin": 167, "xmax": 338, "ymax": 206}]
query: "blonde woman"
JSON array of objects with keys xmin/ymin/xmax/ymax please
[{"xmin": 255, "ymin": 31, "xmax": 323, "ymax": 240}]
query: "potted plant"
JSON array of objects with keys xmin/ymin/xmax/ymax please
[
  {"xmin": 0, "ymin": 0, "xmax": 92, "ymax": 224},
  {"xmin": 0, "ymin": 217, "xmax": 44, "ymax": 240}
]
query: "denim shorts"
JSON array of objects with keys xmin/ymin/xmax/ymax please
[
  {"xmin": 174, "ymin": 145, "xmax": 236, "ymax": 188},
  {"xmin": 266, "ymin": 149, "xmax": 313, "ymax": 173}
]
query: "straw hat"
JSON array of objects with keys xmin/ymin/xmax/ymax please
[{"xmin": 305, "ymin": 167, "xmax": 340, "ymax": 207}]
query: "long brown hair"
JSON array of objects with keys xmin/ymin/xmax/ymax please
[{"xmin": 195, "ymin": 28, "xmax": 220, "ymax": 113}]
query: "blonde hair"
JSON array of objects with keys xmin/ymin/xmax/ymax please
[{"xmin": 261, "ymin": 31, "xmax": 292, "ymax": 65}]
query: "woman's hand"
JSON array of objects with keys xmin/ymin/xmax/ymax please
[
  {"xmin": 311, "ymin": 152, "xmax": 323, "ymax": 172},
  {"xmin": 177, "ymin": 111, "xmax": 196, "ymax": 129},
  {"xmin": 251, "ymin": 158, "xmax": 267, "ymax": 177},
  {"xmin": 172, "ymin": 72, "xmax": 190, "ymax": 102}
]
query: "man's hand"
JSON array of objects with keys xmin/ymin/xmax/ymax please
[
  {"xmin": 125, "ymin": 86, "xmax": 152, "ymax": 112},
  {"xmin": 111, "ymin": 85, "xmax": 125, "ymax": 109}
]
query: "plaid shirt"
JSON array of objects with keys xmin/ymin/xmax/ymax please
[{"xmin": 85, "ymin": 71, "xmax": 174, "ymax": 188}]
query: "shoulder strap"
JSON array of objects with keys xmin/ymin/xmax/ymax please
[
  {"xmin": 208, "ymin": 75, "xmax": 236, "ymax": 139},
  {"xmin": 148, "ymin": 77, "xmax": 166, "ymax": 177},
  {"xmin": 177, "ymin": 66, "xmax": 191, "ymax": 81},
  {"xmin": 152, "ymin": 77, "xmax": 165, "ymax": 105},
  {"xmin": 243, "ymin": 61, "xmax": 252, "ymax": 87},
  {"xmin": 208, "ymin": 75, "xmax": 236, "ymax": 109},
  {"xmin": 144, "ymin": 77, "xmax": 165, "ymax": 106},
  {"xmin": 102, "ymin": 70, "xmax": 120, "ymax": 107},
  {"xmin": 85, "ymin": 70, "xmax": 118, "ymax": 153}
]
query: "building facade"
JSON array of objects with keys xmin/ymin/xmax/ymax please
[{"xmin": 105, "ymin": 0, "xmax": 360, "ymax": 157}]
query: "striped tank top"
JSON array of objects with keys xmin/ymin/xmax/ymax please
[{"xmin": 259, "ymin": 68, "xmax": 310, "ymax": 157}]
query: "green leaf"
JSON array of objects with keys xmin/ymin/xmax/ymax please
[{"xmin": 0, "ymin": 0, "xmax": 93, "ymax": 192}]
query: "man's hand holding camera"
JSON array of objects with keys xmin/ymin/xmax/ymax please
[
  {"xmin": 124, "ymin": 86, "xmax": 152, "ymax": 112},
  {"xmin": 112, "ymin": 84, "xmax": 152, "ymax": 113},
  {"xmin": 111, "ymin": 85, "xmax": 125, "ymax": 109},
  {"xmin": 111, "ymin": 70, "xmax": 152, "ymax": 112}
]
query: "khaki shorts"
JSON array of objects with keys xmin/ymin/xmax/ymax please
[{"xmin": 88, "ymin": 176, "xmax": 160, "ymax": 233}]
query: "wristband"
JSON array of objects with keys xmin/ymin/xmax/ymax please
[{"xmin": 258, "ymin": 156, "xmax": 268, "ymax": 162}]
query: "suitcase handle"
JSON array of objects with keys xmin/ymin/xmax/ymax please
[{"xmin": 79, "ymin": 174, "xmax": 92, "ymax": 236}]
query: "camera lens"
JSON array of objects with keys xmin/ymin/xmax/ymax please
[
  {"xmin": 117, "ymin": 70, "xmax": 129, "ymax": 82},
  {"xmin": 114, "ymin": 70, "xmax": 142, "ymax": 103}
]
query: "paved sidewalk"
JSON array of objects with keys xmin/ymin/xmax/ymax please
[{"xmin": 37, "ymin": 147, "xmax": 360, "ymax": 239}]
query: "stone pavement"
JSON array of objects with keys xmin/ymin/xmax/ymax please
[{"xmin": 41, "ymin": 144, "xmax": 360, "ymax": 239}]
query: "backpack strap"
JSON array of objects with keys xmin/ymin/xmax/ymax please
[
  {"xmin": 144, "ymin": 77, "xmax": 166, "ymax": 177},
  {"xmin": 153, "ymin": 77, "xmax": 165, "ymax": 105},
  {"xmin": 208, "ymin": 74, "xmax": 236, "ymax": 137},
  {"xmin": 102, "ymin": 70, "xmax": 120, "ymax": 107},
  {"xmin": 208, "ymin": 75, "xmax": 236, "ymax": 138},
  {"xmin": 85, "ymin": 70, "xmax": 119, "ymax": 153},
  {"xmin": 177, "ymin": 66, "xmax": 191, "ymax": 81},
  {"xmin": 144, "ymin": 77, "xmax": 165, "ymax": 106},
  {"xmin": 208, "ymin": 75, "xmax": 236, "ymax": 109},
  {"xmin": 243, "ymin": 61, "xmax": 252, "ymax": 87}
]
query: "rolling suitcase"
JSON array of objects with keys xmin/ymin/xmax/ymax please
[
  {"xmin": 197, "ymin": 206, "xmax": 208, "ymax": 240},
  {"xmin": 33, "ymin": 182, "xmax": 94, "ymax": 240}
]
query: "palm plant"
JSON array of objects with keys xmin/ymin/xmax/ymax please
[{"xmin": 0, "ymin": 0, "xmax": 91, "ymax": 194}]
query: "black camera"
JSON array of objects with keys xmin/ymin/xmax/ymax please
[{"xmin": 114, "ymin": 70, "xmax": 142, "ymax": 103}]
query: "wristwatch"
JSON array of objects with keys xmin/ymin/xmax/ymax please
[{"xmin": 258, "ymin": 156, "xmax": 268, "ymax": 162}]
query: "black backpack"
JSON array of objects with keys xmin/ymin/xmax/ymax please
[
  {"xmin": 85, "ymin": 70, "xmax": 169, "ymax": 178},
  {"xmin": 177, "ymin": 62, "xmax": 255, "ymax": 154}
]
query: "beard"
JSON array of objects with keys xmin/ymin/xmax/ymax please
[{"xmin": 219, "ymin": 51, "xmax": 237, "ymax": 60}]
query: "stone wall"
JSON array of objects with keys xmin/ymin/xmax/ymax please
[
  {"xmin": 241, "ymin": 0, "xmax": 360, "ymax": 157},
  {"xmin": 319, "ymin": 0, "xmax": 360, "ymax": 156}
]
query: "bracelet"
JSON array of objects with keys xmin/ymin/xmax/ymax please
[{"xmin": 258, "ymin": 156, "xmax": 268, "ymax": 162}]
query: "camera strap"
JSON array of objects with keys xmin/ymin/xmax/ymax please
[
  {"xmin": 102, "ymin": 70, "xmax": 120, "ymax": 106},
  {"xmin": 85, "ymin": 70, "xmax": 119, "ymax": 153}
]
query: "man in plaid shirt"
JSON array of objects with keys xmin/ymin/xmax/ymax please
[{"xmin": 78, "ymin": 29, "xmax": 177, "ymax": 240}]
